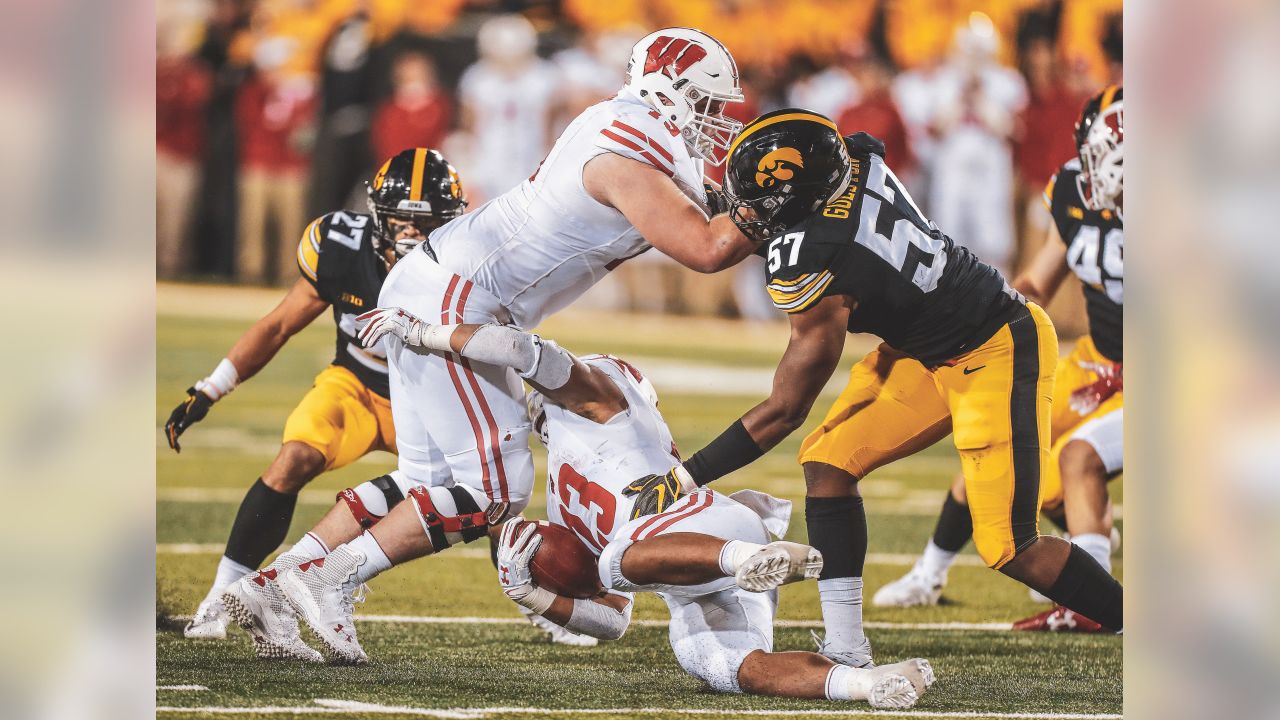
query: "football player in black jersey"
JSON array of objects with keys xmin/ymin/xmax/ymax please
[
  {"xmin": 876, "ymin": 87, "xmax": 1124, "ymax": 633},
  {"xmin": 165, "ymin": 149, "xmax": 466, "ymax": 645},
  {"xmin": 634, "ymin": 109, "xmax": 1122, "ymax": 668}
]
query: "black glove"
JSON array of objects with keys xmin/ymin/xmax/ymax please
[
  {"xmin": 165, "ymin": 387, "xmax": 214, "ymax": 453},
  {"xmin": 622, "ymin": 468, "xmax": 687, "ymax": 519},
  {"xmin": 704, "ymin": 182, "xmax": 731, "ymax": 216}
]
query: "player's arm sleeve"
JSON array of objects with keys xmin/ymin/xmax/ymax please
[
  {"xmin": 593, "ymin": 112, "xmax": 682, "ymax": 179},
  {"xmin": 1042, "ymin": 172, "xmax": 1058, "ymax": 211},
  {"xmin": 764, "ymin": 237, "xmax": 840, "ymax": 314},
  {"xmin": 296, "ymin": 215, "xmax": 326, "ymax": 289},
  {"xmin": 563, "ymin": 591, "xmax": 633, "ymax": 641}
]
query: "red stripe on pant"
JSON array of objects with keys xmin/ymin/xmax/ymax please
[
  {"xmin": 631, "ymin": 491, "xmax": 713, "ymax": 541},
  {"xmin": 453, "ymin": 280, "xmax": 510, "ymax": 503},
  {"xmin": 440, "ymin": 275, "xmax": 495, "ymax": 500}
]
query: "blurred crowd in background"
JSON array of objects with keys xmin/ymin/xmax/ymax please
[{"xmin": 157, "ymin": 0, "xmax": 1121, "ymax": 330}]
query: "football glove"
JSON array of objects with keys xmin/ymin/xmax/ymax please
[
  {"xmin": 164, "ymin": 387, "xmax": 214, "ymax": 453},
  {"xmin": 1069, "ymin": 362, "xmax": 1123, "ymax": 416},
  {"xmin": 704, "ymin": 182, "xmax": 731, "ymax": 216},
  {"xmin": 622, "ymin": 466, "xmax": 696, "ymax": 519},
  {"xmin": 496, "ymin": 519, "xmax": 546, "ymax": 608},
  {"xmin": 355, "ymin": 306, "xmax": 427, "ymax": 349}
]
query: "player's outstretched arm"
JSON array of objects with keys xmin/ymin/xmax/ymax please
[
  {"xmin": 496, "ymin": 520, "xmax": 632, "ymax": 640},
  {"xmin": 583, "ymin": 153, "xmax": 756, "ymax": 274},
  {"xmin": 1011, "ymin": 224, "xmax": 1071, "ymax": 306},
  {"xmin": 164, "ymin": 278, "xmax": 329, "ymax": 451},
  {"xmin": 681, "ymin": 294, "xmax": 852, "ymax": 486},
  {"xmin": 355, "ymin": 309, "xmax": 626, "ymax": 422}
]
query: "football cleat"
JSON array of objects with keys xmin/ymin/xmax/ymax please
[
  {"xmin": 734, "ymin": 541, "xmax": 823, "ymax": 593},
  {"xmin": 1012, "ymin": 605, "xmax": 1106, "ymax": 633},
  {"xmin": 873, "ymin": 657, "xmax": 936, "ymax": 697},
  {"xmin": 873, "ymin": 561, "xmax": 945, "ymax": 608},
  {"xmin": 222, "ymin": 569, "xmax": 323, "ymax": 662},
  {"xmin": 518, "ymin": 605, "xmax": 599, "ymax": 647},
  {"xmin": 867, "ymin": 673, "xmax": 919, "ymax": 710},
  {"xmin": 278, "ymin": 549, "xmax": 370, "ymax": 664},
  {"xmin": 183, "ymin": 596, "xmax": 228, "ymax": 640},
  {"xmin": 813, "ymin": 630, "xmax": 875, "ymax": 669}
]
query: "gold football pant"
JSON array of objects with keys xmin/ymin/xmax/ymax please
[
  {"xmin": 799, "ymin": 304, "xmax": 1057, "ymax": 569},
  {"xmin": 281, "ymin": 365, "xmax": 397, "ymax": 470},
  {"xmin": 1039, "ymin": 335, "xmax": 1123, "ymax": 511}
]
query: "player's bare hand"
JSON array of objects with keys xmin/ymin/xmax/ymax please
[
  {"xmin": 164, "ymin": 387, "xmax": 214, "ymax": 453},
  {"xmin": 622, "ymin": 466, "xmax": 695, "ymax": 519},
  {"xmin": 356, "ymin": 306, "xmax": 427, "ymax": 349}
]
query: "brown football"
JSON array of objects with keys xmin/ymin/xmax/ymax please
[{"xmin": 528, "ymin": 521, "xmax": 604, "ymax": 599}]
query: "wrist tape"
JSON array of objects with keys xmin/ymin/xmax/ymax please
[{"xmin": 195, "ymin": 358, "xmax": 240, "ymax": 401}]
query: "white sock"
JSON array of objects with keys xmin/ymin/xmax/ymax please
[
  {"xmin": 918, "ymin": 540, "xmax": 957, "ymax": 579},
  {"xmin": 824, "ymin": 664, "xmax": 876, "ymax": 700},
  {"xmin": 347, "ymin": 532, "xmax": 392, "ymax": 584},
  {"xmin": 1071, "ymin": 533, "xmax": 1112, "ymax": 574},
  {"xmin": 717, "ymin": 540, "xmax": 765, "ymax": 575},
  {"xmin": 209, "ymin": 556, "xmax": 254, "ymax": 598},
  {"xmin": 270, "ymin": 532, "xmax": 329, "ymax": 570},
  {"xmin": 818, "ymin": 577, "xmax": 865, "ymax": 651}
]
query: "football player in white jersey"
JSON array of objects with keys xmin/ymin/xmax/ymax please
[
  {"xmin": 261, "ymin": 28, "xmax": 760, "ymax": 661},
  {"xmin": 352, "ymin": 312, "xmax": 933, "ymax": 707}
]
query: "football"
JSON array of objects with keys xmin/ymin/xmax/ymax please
[{"xmin": 528, "ymin": 521, "xmax": 604, "ymax": 599}]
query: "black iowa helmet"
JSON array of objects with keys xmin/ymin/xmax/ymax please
[
  {"xmin": 724, "ymin": 109, "xmax": 851, "ymax": 242},
  {"xmin": 367, "ymin": 148, "xmax": 468, "ymax": 258}
]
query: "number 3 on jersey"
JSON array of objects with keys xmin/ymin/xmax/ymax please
[{"xmin": 554, "ymin": 464, "xmax": 617, "ymax": 553}]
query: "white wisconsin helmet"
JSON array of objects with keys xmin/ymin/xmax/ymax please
[
  {"xmin": 623, "ymin": 27, "xmax": 744, "ymax": 166},
  {"xmin": 1076, "ymin": 86, "xmax": 1124, "ymax": 212}
]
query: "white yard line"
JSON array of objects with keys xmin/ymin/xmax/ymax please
[
  {"xmin": 156, "ymin": 700, "xmax": 1121, "ymax": 719},
  {"xmin": 158, "ymin": 685, "xmax": 209, "ymax": 691},
  {"xmin": 155, "ymin": 545, "xmax": 986, "ymax": 567},
  {"xmin": 166, "ymin": 612, "xmax": 1009, "ymax": 632}
]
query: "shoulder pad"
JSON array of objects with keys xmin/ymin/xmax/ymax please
[
  {"xmin": 843, "ymin": 132, "xmax": 886, "ymax": 159},
  {"xmin": 297, "ymin": 216, "xmax": 324, "ymax": 283},
  {"xmin": 762, "ymin": 229, "xmax": 839, "ymax": 314},
  {"xmin": 1048, "ymin": 159, "xmax": 1086, "ymax": 210},
  {"xmin": 595, "ymin": 106, "xmax": 685, "ymax": 179}
]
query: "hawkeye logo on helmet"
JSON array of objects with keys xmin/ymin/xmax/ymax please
[
  {"xmin": 372, "ymin": 161, "xmax": 391, "ymax": 191},
  {"xmin": 397, "ymin": 200, "xmax": 432, "ymax": 212},
  {"xmin": 756, "ymin": 147, "xmax": 804, "ymax": 189}
]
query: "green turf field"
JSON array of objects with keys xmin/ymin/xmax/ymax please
[{"xmin": 156, "ymin": 283, "xmax": 1122, "ymax": 719}]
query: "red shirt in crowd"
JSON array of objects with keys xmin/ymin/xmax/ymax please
[
  {"xmin": 236, "ymin": 73, "xmax": 317, "ymax": 173},
  {"xmin": 156, "ymin": 58, "xmax": 212, "ymax": 160},
  {"xmin": 371, "ymin": 92, "xmax": 453, "ymax": 163},
  {"xmin": 836, "ymin": 91, "xmax": 914, "ymax": 174},
  {"xmin": 1015, "ymin": 84, "xmax": 1089, "ymax": 189}
]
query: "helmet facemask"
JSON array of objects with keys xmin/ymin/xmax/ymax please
[
  {"xmin": 368, "ymin": 201, "xmax": 457, "ymax": 262},
  {"xmin": 1078, "ymin": 102, "xmax": 1123, "ymax": 212},
  {"xmin": 681, "ymin": 84, "xmax": 744, "ymax": 166}
]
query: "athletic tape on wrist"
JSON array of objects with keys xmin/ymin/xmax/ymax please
[
  {"xmin": 514, "ymin": 585, "xmax": 556, "ymax": 615},
  {"xmin": 196, "ymin": 358, "xmax": 240, "ymax": 401}
]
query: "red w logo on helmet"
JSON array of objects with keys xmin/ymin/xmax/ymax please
[{"xmin": 644, "ymin": 36, "xmax": 707, "ymax": 79}]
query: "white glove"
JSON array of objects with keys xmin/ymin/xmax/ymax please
[
  {"xmin": 355, "ymin": 306, "xmax": 427, "ymax": 349},
  {"xmin": 496, "ymin": 519, "xmax": 553, "ymax": 613}
]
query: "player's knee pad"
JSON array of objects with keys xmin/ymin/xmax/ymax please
[
  {"xmin": 407, "ymin": 485, "xmax": 501, "ymax": 551},
  {"xmin": 669, "ymin": 637, "xmax": 749, "ymax": 694},
  {"xmin": 974, "ymin": 534, "xmax": 1019, "ymax": 570},
  {"xmin": 337, "ymin": 473, "xmax": 410, "ymax": 529}
]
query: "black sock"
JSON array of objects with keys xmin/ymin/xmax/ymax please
[
  {"xmin": 1046, "ymin": 543, "xmax": 1124, "ymax": 631},
  {"xmin": 806, "ymin": 495, "xmax": 867, "ymax": 579},
  {"xmin": 223, "ymin": 478, "xmax": 298, "ymax": 569},
  {"xmin": 931, "ymin": 490, "xmax": 973, "ymax": 552}
]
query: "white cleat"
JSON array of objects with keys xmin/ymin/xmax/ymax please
[
  {"xmin": 813, "ymin": 631, "xmax": 875, "ymax": 669},
  {"xmin": 183, "ymin": 596, "xmax": 228, "ymax": 640},
  {"xmin": 874, "ymin": 657, "xmax": 936, "ymax": 697},
  {"xmin": 519, "ymin": 605, "xmax": 599, "ymax": 647},
  {"xmin": 735, "ymin": 541, "xmax": 823, "ymax": 593},
  {"xmin": 278, "ymin": 549, "xmax": 369, "ymax": 665},
  {"xmin": 867, "ymin": 673, "xmax": 920, "ymax": 710},
  {"xmin": 873, "ymin": 561, "xmax": 945, "ymax": 608},
  {"xmin": 222, "ymin": 569, "xmax": 323, "ymax": 662}
]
